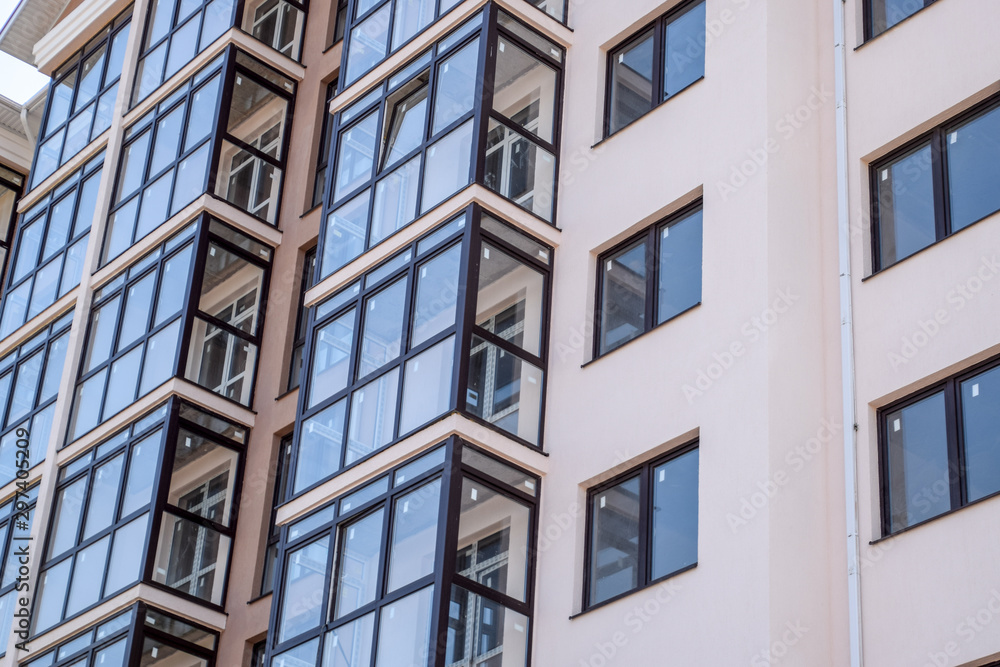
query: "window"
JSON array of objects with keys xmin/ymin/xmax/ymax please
[
  {"xmin": 133, "ymin": 0, "xmax": 304, "ymax": 105},
  {"xmin": 331, "ymin": 0, "xmax": 348, "ymax": 45},
  {"xmin": 30, "ymin": 11, "xmax": 130, "ymax": 190},
  {"xmin": 524, "ymin": 0, "xmax": 565, "ymax": 22},
  {"xmin": 0, "ymin": 486, "xmax": 37, "ymax": 655},
  {"xmin": 872, "ymin": 95, "xmax": 1000, "ymax": 271},
  {"xmin": 880, "ymin": 355, "xmax": 1000, "ymax": 534},
  {"xmin": 0, "ymin": 155, "xmax": 102, "ymax": 338},
  {"xmin": 313, "ymin": 82, "xmax": 338, "ymax": 209},
  {"xmin": 0, "ymin": 312, "xmax": 72, "ymax": 487},
  {"xmin": 586, "ymin": 443, "xmax": 698, "ymax": 608},
  {"xmin": 24, "ymin": 604, "xmax": 218, "ymax": 667},
  {"xmin": 595, "ymin": 203, "xmax": 702, "ymax": 356},
  {"xmin": 288, "ymin": 248, "xmax": 317, "ymax": 391},
  {"xmin": 0, "ymin": 167, "xmax": 25, "ymax": 298},
  {"xmin": 605, "ymin": 0, "xmax": 705, "ymax": 136},
  {"xmin": 71, "ymin": 217, "xmax": 272, "ymax": 441},
  {"xmin": 267, "ymin": 440, "xmax": 537, "ymax": 667},
  {"xmin": 293, "ymin": 207, "xmax": 551, "ymax": 497},
  {"xmin": 261, "ymin": 435, "xmax": 292, "ymax": 595},
  {"xmin": 252, "ymin": 640, "xmax": 267, "ymax": 667},
  {"xmin": 38, "ymin": 400, "xmax": 246, "ymax": 634},
  {"xmin": 322, "ymin": 8, "xmax": 564, "ymax": 279},
  {"xmin": 865, "ymin": 0, "xmax": 935, "ymax": 39}
]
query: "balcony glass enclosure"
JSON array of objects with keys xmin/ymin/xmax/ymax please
[
  {"xmin": 267, "ymin": 439, "xmax": 537, "ymax": 667},
  {"xmin": 105, "ymin": 47, "xmax": 293, "ymax": 266},
  {"xmin": 36, "ymin": 399, "xmax": 245, "ymax": 634},
  {"xmin": 292, "ymin": 205, "xmax": 550, "ymax": 497},
  {"xmin": 320, "ymin": 5, "xmax": 562, "ymax": 280},
  {"xmin": 70, "ymin": 215, "xmax": 271, "ymax": 442}
]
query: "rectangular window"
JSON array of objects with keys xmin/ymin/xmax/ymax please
[
  {"xmin": 605, "ymin": 0, "xmax": 705, "ymax": 136},
  {"xmin": 0, "ymin": 155, "xmax": 102, "ymax": 338},
  {"xmin": 586, "ymin": 443, "xmax": 698, "ymax": 608},
  {"xmin": 313, "ymin": 82, "xmax": 338, "ymax": 209},
  {"xmin": 39, "ymin": 400, "xmax": 246, "ymax": 634},
  {"xmin": 595, "ymin": 203, "xmax": 702, "ymax": 356},
  {"xmin": 30, "ymin": 11, "xmax": 130, "ymax": 190},
  {"xmin": 0, "ymin": 312, "xmax": 72, "ymax": 487},
  {"xmin": 267, "ymin": 440, "xmax": 537, "ymax": 667},
  {"xmin": 288, "ymin": 248, "xmax": 317, "ymax": 391},
  {"xmin": 261, "ymin": 435, "xmax": 292, "ymax": 595},
  {"xmin": 880, "ymin": 355, "xmax": 1000, "ymax": 534},
  {"xmin": 866, "ymin": 0, "xmax": 935, "ymax": 40},
  {"xmin": 872, "ymin": 95, "xmax": 1000, "ymax": 271},
  {"xmin": 331, "ymin": 0, "xmax": 348, "ymax": 45},
  {"xmin": 0, "ymin": 167, "xmax": 25, "ymax": 298}
]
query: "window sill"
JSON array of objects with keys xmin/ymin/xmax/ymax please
[
  {"xmin": 247, "ymin": 591, "xmax": 273, "ymax": 605},
  {"xmin": 593, "ymin": 76, "xmax": 704, "ymax": 149},
  {"xmin": 569, "ymin": 562, "xmax": 696, "ymax": 619},
  {"xmin": 870, "ymin": 486, "xmax": 1000, "ymax": 545},
  {"xmin": 582, "ymin": 302, "xmax": 701, "ymax": 368}
]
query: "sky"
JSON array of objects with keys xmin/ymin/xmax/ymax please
[{"xmin": 0, "ymin": 0, "xmax": 50, "ymax": 105}]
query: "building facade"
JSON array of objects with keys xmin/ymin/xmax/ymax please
[{"xmin": 0, "ymin": 0, "xmax": 996, "ymax": 664}]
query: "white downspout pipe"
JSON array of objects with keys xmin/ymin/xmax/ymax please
[{"xmin": 833, "ymin": 0, "xmax": 863, "ymax": 665}]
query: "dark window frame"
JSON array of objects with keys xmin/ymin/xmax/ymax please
[
  {"xmin": 602, "ymin": 0, "xmax": 705, "ymax": 138},
  {"xmin": 70, "ymin": 214, "xmax": 273, "ymax": 444},
  {"xmin": 265, "ymin": 437, "xmax": 539, "ymax": 667},
  {"xmin": 0, "ymin": 167, "xmax": 26, "ymax": 300},
  {"xmin": 0, "ymin": 155, "xmax": 103, "ymax": 338},
  {"xmin": 312, "ymin": 82, "xmax": 338, "ymax": 210},
  {"xmin": 292, "ymin": 203, "xmax": 552, "ymax": 500},
  {"xmin": 870, "ymin": 92, "xmax": 1000, "ymax": 274},
  {"xmin": 864, "ymin": 0, "xmax": 937, "ymax": 41},
  {"xmin": 583, "ymin": 440, "xmax": 699, "ymax": 612},
  {"xmin": 593, "ymin": 199, "xmax": 703, "ymax": 358},
  {"xmin": 38, "ymin": 398, "xmax": 248, "ymax": 635},
  {"xmin": 260, "ymin": 434, "xmax": 293, "ymax": 596},
  {"xmin": 287, "ymin": 247, "xmax": 317, "ymax": 392},
  {"xmin": 877, "ymin": 352, "xmax": 1000, "ymax": 537},
  {"xmin": 30, "ymin": 10, "xmax": 131, "ymax": 191}
]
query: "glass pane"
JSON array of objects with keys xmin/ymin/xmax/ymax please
[
  {"xmin": 399, "ymin": 335, "xmax": 454, "ymax": 434},
  {"xmin": 70, "ymin": 369, "xmax": 106, "ymax": 440},
  {"xmin": 394, "ymin": 447, "xmax": 445, "ymax": 486},
  {"xmin": 43, "ymin": 192, "xmax": 76, "ymax": 259},
  {"xmin": 411, "ymin": 244, "xmax": 460, "ymax": 347},
  {"xmin": 185, "ymin": 317, "xmax": 259, "ymax": 406},
  {"xmin": 228, "ymin": 74, "xmax": 289, "ymax": 160},
  {"xmin": 340, "ymin": 476, "xmax": 389, "ymax": 514},
  {"xmin": 323, "ymin": 613, "xmax": 375, "ymax": 667},
  {"xmin": 94, "ymin": 639, "xmax": 127, "ymax": 667},
  {"xmin": 456, "ymin": 477, "xmax": 530, "ymax": 601},
  {"xmin": 334, "ymin": 508, "xmax": 383, "ymax": 618},
  {"xmin": 877, "ymin": 143, "xmax": 936, "ymax": 267},
  {"xmin": 873, "ymin": 0, "xmax": 924, "ymax": 34},
  {"xmin": 45, "ymin": 73, "xmax": 76, "ymax": 134},
  {"xmin": 150, "ymin": 105, "xmax": 185, "ymax": 177},
  {"xmin": 462, "ymin": 446, "xmax": 536, "ymax": 496},
  {"xmin": 421, "ymin": 119, "xmax": 473, "ymax": 213},
  {"xmin": 374, "ymin": 586, "xmax": 434, "ymax": 667},
  {"xmin": 139, "ymin": 318, "xmax": 181, "ymax": 394},
  {"xmin": 609, "ymin": 30, "xmax": 654, "ymax": 134},
  {"xmin": 600, "ymin": 238, "xmax": 647, "ymax": 354},
  {"xmin": 651, "ymin": 449, "xmax": 698, "ymax": 579},
  {"xmin": 295, "ymin": 399, "xmax": 347, "ymax": 493},
  {"xmin": 493, "ymin": 37, "xmax": 556, "ymax": 143},
  {"xmin": 200, "ymin": 243, "xmax": 265, "ymax": 335},
  {"xmin": 83, "ymin": 454, "xmax": 124, "ymax": 539},
  {"xmin": 169, "ymin": 429, "xmax": 239, "ymax": 526},
  {"xmin": 335, "ymin": 112, "xmax": 379, "ymax": 201},
  {"xmin": 144, "ymin": 609, "xmax": 216, "ymax": 648},
  {"xmin": 323, "ymin": 191, "xmax": 369, "ymax": 277},
  {"xmin": 358, "ymin": 279, "xmax": 407, "ymax": 378},
  {"xmin": 346, "ymin": 368, "xmax": 399, "ymax": 464},
  {"xmin": 657, "ymin": 209, "xmax": 702, "ymax": 323},
  {"xmin": 8, "ymin": 352, "xmax": 42, "ymax": 426},
  {"xmin": 484, "ymin": 119, "xmax": 555, "ymax": 221},
  {"xmin": 466, "ymin": 336, "xmax": 543, "ymax": 446},
  {"xmin": 118, "ymin": 131, "xmax": 152, "ymax": 203},
  {"xmin": 27, "ymin": 259, "xmax": 61, "ymax": 320},
  {"xmin": 386, "ymin": 478, "xmax": 441, "ymax": 592},
  {"xmin": 433, "ymin": 38, "xmax": 478, "ymax": 136},
  {"xmin": 65, "ymin": 535, "xmax": 110, "ymax": 616},
  {"xmin": 961, "ymin": 366, "xmax": 1000, "ymax": 502},
  {"xmin": 152, "ymin": 512, "xmax": 232, "ymax": 604},
  {"xmin": 186, "ymin": 75, "xmax": 223, "ymax": 151},
  {"xmin": 309, "ymin": 309, "xmax": 356, "ymax": 409},
  {"xmin": 476, "ymin": 243, "xmax": 545, "ymax": 357},
  {"xmin": 946, "ymin": 105, "xmax": 1000, "ymax": 231},
  {"xmin": 346, "ymin": 4, "xmax": 391, "ymax": 83},
  {"xmin": 102, "ymin": 346, "xmax": 142, "ymax": 420},
  {"xmin": 84, "ymin": 297, "xmax": 120, "ymax": 372},
  {"xmin": 664, "ymin": 1, "xmax": 705, "ymax": 98},
  {"xmin": 391, "ymin": 0, "xmax": 433, "ymax": 49},
  {"xmin": 33, "ymin": 559, "xmax": 71, "ymax": 633},
  {"xmin": 371, "ymin": 155, "xmax": 421, "ymax": 245},
  {"xmin": 122, "ymin": 431, "xmax": 163, "ymax": 515},
  {"xmin": 279, "ymin": 537, "xmax": 330, "ymax": 642},
  {"xmin": 141, "ymin": 638, "xmax": 208, "ymax": 667},
  {"xmin": 165, "ymin": 18, "xmax": 199, "ymax": 79},
  {"xmin": 288, "ymin": 506, "xmax": 336, "ymax": 541},
  {"xmin": 155, "ymin": 245, "xmax": 194, "ymax": 325},
  {"xmin": 382, "ymin": 79, "xmax": 428, "ymax": 169},
  {"xmin": 117, "ymin": 274, "xmax": 156, "ymax": 351},
  {"xmin": 885, "ymin": 391, "xmax": 950, "ymax": 532},
  {"xmin": 445, "ymin": 586, "xmax": 528, "ymax": 667},
  {"xmin": 274, "ymin": 639, "xmax": 318, "ymax": 667},
  {"xmin": 13, "ymin": 218, "xmax": 44, "ymax": 283},
  {"xmin": 104, "ymin": 198, "xmax": 138, "ymax": 263},
  {"xmin": 589, "ymin": 475, "xmax": 640, "ymax": 606},
  {"xmin": 497, "ymin": 10, "xmax": 561, "ymax": 61},
  {"xmin": 48, "ymin": 477, "xmax": 86, "ymax": 560},
  {"xmin": 170, "ymin": 142, "xmax": 211, "ymax": 215}
]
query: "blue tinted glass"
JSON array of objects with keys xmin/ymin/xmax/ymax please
[
  {"xmin": 962, "ymin": 366, "xmax": 1000, "ymax": 502},
  {"xmin": 609, "ymin": 30, "xmax": 653, "ymax": 134},
  {"xmin": 946, "ymin": 105, "xmax": 1000, "ymax": 231},
  {"xmin": 877, "ymin": 143, "xmax": 936, "ymax": 267},
  {"xmin": 589, "ymin": 476, "xmax": 640, "ymax": 605},
  {"xmin": 651, "ymin": 449, "xmax": 698, "ymax": 579},
  {"xmin": 886, "ymin": 392, "xmax": 949, "ymax": 532},
  {"xmin": 346, "ymin": 5, "xmax": 391, "ymax": 84},
  {"xmin": 600, "ymin": 239, "xmax": 647, "ymax": 354},
  {"xmin": 664, "ymin": 1, "xmax": 705, "ymax": 98},
  {"xmin": 322, "ymin": 191, "xmax": 369, "ymax": 278},
  {"xmin": 295, "ymin": 399, "xmax": 347, "ymax": 493},
  {"xmin": 657, "ymin": 209, "xmax": 702, "ymax": 323}
]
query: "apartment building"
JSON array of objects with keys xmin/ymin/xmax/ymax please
[{"xmin": 0, "ymin": 0, "xmax": 996, "ymax": 664}]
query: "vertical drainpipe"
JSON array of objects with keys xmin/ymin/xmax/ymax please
[{"xmin": 833, "ymin": 0, "xmax": 863, "ymax": 665}]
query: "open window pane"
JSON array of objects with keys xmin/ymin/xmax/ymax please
[{"xmin": 381, "ymin": 78, "xmax": 428, "ymax": 169}]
